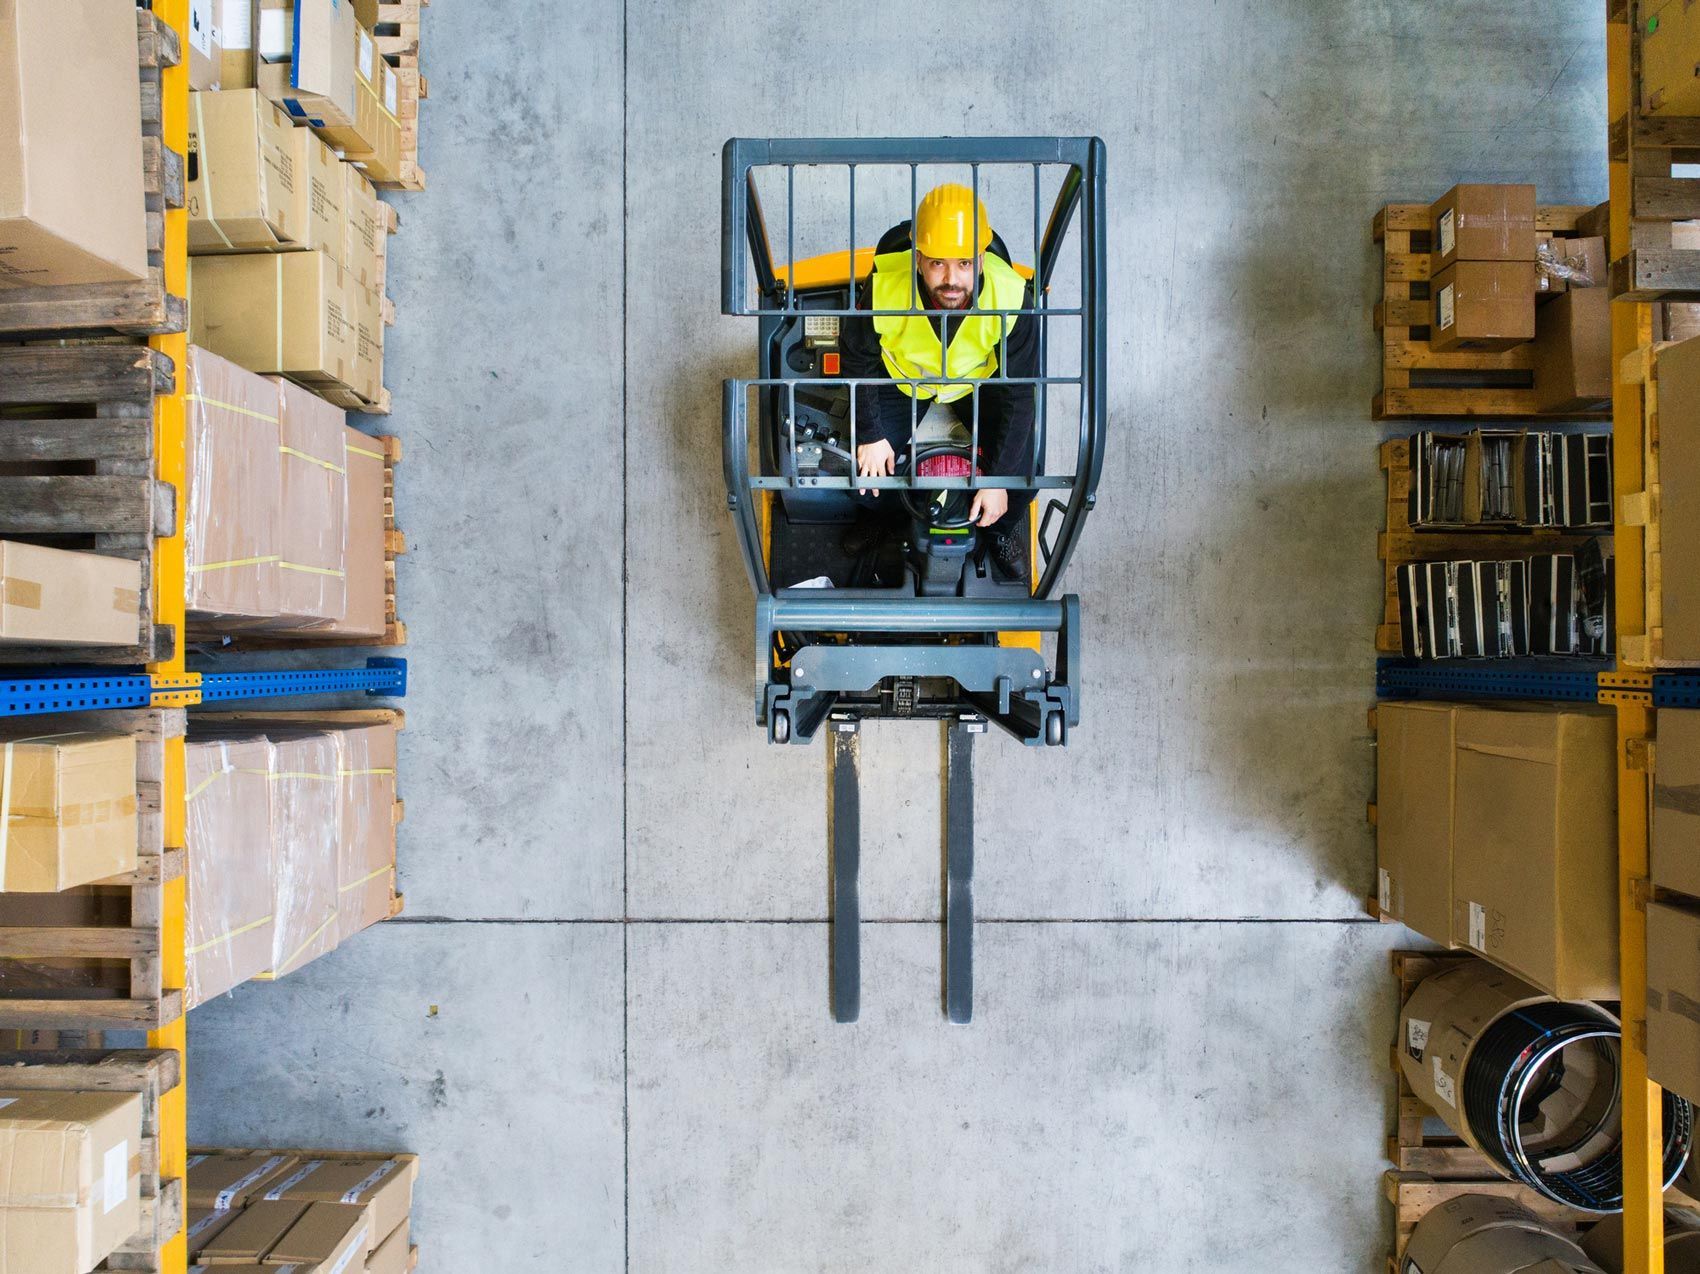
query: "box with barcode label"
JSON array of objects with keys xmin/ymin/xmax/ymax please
[
  {"xmin": 0, "ymin": 1089, "xmax": 142, "ymax": 1273},
  {"xmin": 259, "ymin": 1154, "xmax": 416, "ymax": 1246}
]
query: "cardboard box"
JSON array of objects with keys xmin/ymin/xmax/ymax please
[
  {"xmin": 1452, "ymin": 705, "xmax": 1619, "ymax": 999},
  {"xmin": 1430, "ymin": 261, "xmax": 1537, "ymax": 353},
  {"xmin": 0, "ymin": 730, "xmax": 136, "ymax": 892},
  {"xmin": 1375, "ymin": 701, "xmax": 1457, "ymax": 945},
  {"xmin": 319, "ymin": 24, "xmax": 398, "ymax": 173},
  {"xmin": 1402, "ymin": 1192, "xmax": 1599, "ymax": 1274},
  {"xmin": 367, "ymin": 1216, "xmax": 409, "ymax": 1274},
  {"xmin": 1656, "ymin": 709, "xmax": 1700, "ymax": 898},
  {"xmin": 0, "ymin": 1089, "xmax": 142, "ymax": 1273},
  {"xmin": 185, "ymin": 345, "xmax": 284, "ymax": 623},
  {"xmin": 262, "ymin": 730, "xmax": 341, "ymax": 979},
  {"xmin": 198, "ymin": 1197, "xmax": 309, "ymax": 1263},
  {"xmin": 186, "ymin": 1204, "xmax": 243, "ymax": 1257},
  {"xmin": 270, "ymin": 379, "xmax": 348, "ymax": 627},
  {"xmin": 0, "ymin": 0, "xmax": 148, "ymax": 287},
  {"xmin": 1532, "ymin": 287, "xmax": 1611, "ymax": 413},
  {"xmin": 220, "ymin": 0, "xmax": 257, "ymax": 88},
  {"xmin": 187, "ymin": 1151, "xmax": 298, "ymax": 1211},
  {"xmin": 1650, "ymin": 901, "xmax": 1700, "ymax": 1105},
  {"xmin": 189, "ymin": 0, "xmax": 222, "ymax": 90},
  {"xmin": 1537, "ymin": 234, "xmax": 1607, "ymax": 299},
  {"xmin": 342, "ymin": 165, "xmax": 383, "ymax": 289},
  {"xmin": 191, "ymin": 250, "xmax": 357, "ymax": 388},
  {"xmin": 1644, "ymin": 1, "xmax": 1700, "ymax": 116},
  {"xmin": 189, "ymin": 89, "xmax": 303, "ymax": 254},
  {"xmin": 315, "ymin": 427, "xmax": 388, "ymax": 638},
  {"xmin": 348, "ymin": 280, "xmax": 384, "ymax": 404},
  {"xmin": 265, "ymin": 1156, "xmax": 415, "ymax": 1244},
  {"xmin": 258, "ymin": 0, "xmax": 358, "ymax": 131},
  {"xmin": 1429, "ymin": 184, "xmax": 1537, "ymax": 272},
  {"xmin": 1582, "ymin": 1207, "xmax": 1700, "ymax": 1274},
  {"xmin": 327, "ymin": 722, "xmax": 398, "ymax": 941},
  {"xmin": 185, "ymin": 733, "xmax": 276, "ymax": 1006},
  {"xmin": 0, "ymin": 540, "xmax": 142, "ymax": 647},
  {"xmin": 268, "ymin": 1201, "xmax": 372, "ymax": 1267},
  {"xmin": 295, "ymin": 125, "xmax": 345, "ymax": 258},
  {"xmin": 1661, "ymin": 337, "xmax": 1700, "ymax": 665}
]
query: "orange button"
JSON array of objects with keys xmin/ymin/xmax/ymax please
[{"xmin": 822, "ymin": 352, "xmax": 841, "ymax": 375}]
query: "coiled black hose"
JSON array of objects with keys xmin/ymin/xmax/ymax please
[{"xmin": 1462, "ymin": 1000, "xmax": 1693, "ymax": 1211}]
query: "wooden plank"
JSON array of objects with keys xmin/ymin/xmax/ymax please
[
  {"xmin": 0, "ymin": 1048, "xmax": 180, "ymax": 1095},
  {"xmin": 135, "ymin": 9, "xmax": 180, "ymax": 69},
  {"xmin": 0, "ymin": 276, "xmax": 185, "ymax": 338},
  {"xmin": 0, "ymin": 929, "xmax": 158, "ymax": 960},
  {"xmin": 110, "ymin": 1177, "xmax": 182, "ymax": 1259},
  {"xmin": 0, "ymin": 991, "xmax": 183, "ymax": 1032},
  {"xmin": 0, "ymin": 475, "xmax": 160, "ymax": 535},
  {"xmin": 1632, "ymin": 175, "xmax": 1700, "ymax": 220},
  {"xmin": 0, "ymin": 417, "xmax": 153, "ymax": 463},
  {"xmin": 1383, "ymin": 341, "xmax": 1535, "ymax": 372},
  {"xmin": 1613, "ymin": 247, "xmax": 1700, "ymax": 300},
  {"xmin": 0, "ymin": 346, "xmax": 171, "ymax": 404}
]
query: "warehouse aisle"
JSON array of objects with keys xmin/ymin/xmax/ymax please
[{"xmin": 189, "ymin": 2, "xmax": 1609, "ymax": 1269}]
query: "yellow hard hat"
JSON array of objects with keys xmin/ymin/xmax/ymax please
[{"xmin": 914, "ymin": 183, "xmax": 992, "ymax": 260}]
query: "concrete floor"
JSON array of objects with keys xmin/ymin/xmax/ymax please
[{"xmin": 186, "ymin": 2, "xmax": 1609, "ymax": 1269}]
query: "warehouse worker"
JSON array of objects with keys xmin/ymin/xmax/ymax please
[{"xmin": 838, "ymin": 183, "xmax": 1039, "ymax": 581}]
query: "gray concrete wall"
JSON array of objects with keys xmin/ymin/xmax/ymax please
[{"xmin": 188, "ymin": 1, "xmax": 1609, "ymax": 1270}]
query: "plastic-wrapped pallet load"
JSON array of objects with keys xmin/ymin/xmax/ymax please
[
  {"xmin": 257, "ymin": 729, "xmax": 341, "ymax": 979},
  {"xmin": 1581, "ymin": 1206, "xmax": 1700, "ymax": 1272},
  {"xmin": 185, "ymin": 345, "xmax": 283, "ymax": 625},
  {"xmin": 326, "ymin": 721, "xmax": 398, "ymax": 941},
  {"xmin": 269, "ymin": 378, "xmax": 348, "ymax": 628},
  {"xmin": 315, "ymin": 426, "xmax": 388, "ymax": 639},
  {"xmin": 0, "ymin": 729, "xmax": 136, "ymax": 891},
  {"xmin": 1400, "ymin": 1193, "xmax": 1601, "ymax": 1273},
  {"xmin": 185, "ymin": 732, "xmax": 276, "ymax": 1007},
  {"xmin": 0, "ymin": 1089, "xmax": 143, "ymax": 1273},
  {"xmin": 0, "ymin": 541, "xmax": 143, "ymax": 647}
]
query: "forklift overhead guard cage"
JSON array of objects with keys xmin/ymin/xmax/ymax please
[{"xmin": 721, "ymin": 136, "xmax": 1107, "ymax": 747}]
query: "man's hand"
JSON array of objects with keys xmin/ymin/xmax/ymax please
[
  {"xmin": 857, "ymin": 439, "xmax": 896, "ymax": 495},
  {"xmin": 970, "ymin": 487, "xmax": 1009, "ymax": 528}
]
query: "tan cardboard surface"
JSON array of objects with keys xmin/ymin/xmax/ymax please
[
  {"xmin": 185, "ymin": 345, "xmax": 284, "ymax": 623},
  {"xmin": 1661, "ymin": 336, "xmax": 1700, "ymax": 664},
  {"xmin": 267, "ymin": 1200, "xmax": 372, "ymax": 1264},
  {"xmin": 0, "ymin": 540, "xmax": 142, "ymax": 648},
  {"xmin": 198, "ymin": 1197, "xmax": 308, "ymax": 1262},
  {"xmin": 0, "ymin": 730, "xmax": 136, "ymax": 891},
  {"xmin": 0, "ymin": 0, "xmax": 147, "ymax": 287},
  {"xmin": 191, "ymin": 250, "xmax": 357, "ymax": 387},
  {"xmin": 1430, "ymin": 261, "xmax": 1538, "ymax": 353},
  {"xmin": 187, "ymin": 1151, "xmax": 299, "ymax": 1211},
  {"xmin": 366, "ymin": 1216, "xmax": 409, "ymax": 1274},
  {"xmin": 269, "ymin": 1156, "xmax": 414, "ymax": 1244},
  {"xmin": 327, "ymin": 722, "xmax": 398, "ymax": 941},
  {"xmin": 189, "ymin": 89, "xmax": 303, "ymax": 253},
  {"xmin": 1376, "ymin": 701, "xmax": 1457, "ymax": 945},
  {"xmin": 0, "ymin": 1089, "xmax": 142, "ymax": 1274},
  {"xmin": 1451, "ymin": 705, "xmax": 1619, "ymax": 999},
  {"xmin": 186, "ymin": 733, "xmax": 277, "ymax": 1006},
  {"xmin": 1583, "ymin": 1206, "xmax": 1700, "ymax": 1273},
  {"xmin": 1429, "ymin": 183, "xmax": 1538, "ymax": 272},
  {"xmin": 258, "ymin": 0, "xmax": 358, "ymax": 128},
  {"xmin": 349, "ymin": 280, "xmax": 383, "ymax": 403},
  {"xmin": 185, "ymin": 1203, "xmax": 242, "ymax": 1257},
  {"xmin": 269, "ymin": 378, "xmax": 348, "ymax": 627},
  {"xmin": 295, "ymin": 124, "xmax": 345, "ymax": 257},
  {"xmin": 316, "ymin": 427, "xmax": 387, "ymax": 638},
  {"xmin": 1655, "ymin": 709, "xmax": 1700, "ymax": 897},
  {"xmin": 262, "ymin": 730, "xmax": 342, "ymax": 979},
  {"xmin": 1532, "ymin": 286, "xmax": 1611, "ymax": 413},
  {"xmin": 189, "ymin": 0, "xmax": 221, "ymax": 89},
  {"xmin": 341, "ymin": 165, "xmax": 382, "ymax": 290},
  {"xmin": 1649, "ymin": 900, "xmax": 1700, "ymax": 1105}
]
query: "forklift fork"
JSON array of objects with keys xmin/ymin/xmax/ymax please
[{"xmin": 828, "ymin": 716, "xmax": 983, "ymax": 1024}]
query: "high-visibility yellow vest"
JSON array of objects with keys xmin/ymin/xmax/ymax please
[{"xmin": 870, "ymin": 249, "xmax": 1026, "ymax": 402}]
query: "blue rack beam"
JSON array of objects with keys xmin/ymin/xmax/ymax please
[
  {"xmin": 0, "ymin": 659, "xmax": 407, "ymax": 718},
  {"xmin": 1653, "ymin": 674, "xmax": 1700, "ymax": 709},
  {"xmin": 194, "ymin": 658, "xmax": 407, "ymax": 703},
  {"xmin": 0, "ymin": 675, "xmax": 154, "ymax": 717},
  {"xmin": 1375, "ymin": 658, "xmax": 1607, "ymax": 702}
]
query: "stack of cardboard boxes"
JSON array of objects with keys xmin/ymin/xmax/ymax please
[
  {"xmin": 184, "ymin": 344, "xmax": 388, "ymax": 638},
  {"xmin": 186, "ymin": 717, "xmax": 399, "ymax": 1007},
  {"xmin": 1426, "ymin": 184, "xmax": 1610, "ymax": 413},
  {"xmin": 186, "ymin": 0, "xmax": 396, "ymax": 409},
  {"xmin": 185, "ymin": 1150, "xmax": 417, "ymax": 1274},
  {"xmin": 0, "ymin": 1089, "xmax": 145, "ymax": 1271}
]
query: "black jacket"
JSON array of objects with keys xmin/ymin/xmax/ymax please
[{"xmin": 838, "ymin": 220, "xmax": 1038, "ymax": 476}]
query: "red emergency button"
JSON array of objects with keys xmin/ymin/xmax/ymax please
[{"xmin": 821, "ymin": 351, "xmax": 841, "ymax": 375}]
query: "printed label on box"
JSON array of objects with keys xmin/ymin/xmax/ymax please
[
  {"xmin": 1432, "ymin": 1056, "xmax": 1456, "ymax": 1107},
  {"xmin": 259, "ymin": 8, "xmax": 290, "ymax": 60},
  {"xmin": 358, "ymin": 30, "xmax": 375, "ymax": 82},
  {"xmin": 1438, "ymin": 283, "xmax": 1455, "ymax": 332},
  {"xmin": 1406, "ymin": 1017, "xmax": 1430, "ymax": 1059},
  {"xmin": 1439, "ymin": 207, "xmax": 1455, "ymax": 258},
  {"xmin": 222, "ymin": 0, "xmax": 252, "ymax": 50},
  {"xmin": 190, "ymin": 0, "xmax": 216, "ymax": 56},
  {"xmin": 1468, "ymin": 900, "xmax": 1486, "ymax": 951},
  {"xmin": 384, "ymin": 68, "xmax": 398, "ymax": 116},
  {"xmin": 1378, "ymin": 867, "xmax": 1391, "ymax": 914},
  {"xmin": 104, "ymin": 1141, "xmax": 129, "ymax": 1214}
]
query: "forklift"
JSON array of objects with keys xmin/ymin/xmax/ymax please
[{"xmin": 720, "ymin": 137, "xmax": 1107, "ymax": 1023}]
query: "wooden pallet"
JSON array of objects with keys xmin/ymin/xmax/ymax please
[
  {"xmin": 0, "ymin": 710, "xmax": 186, "ymax": 1034},
  {"xmin": 220, "ymin": 434, "xmax": 406, "ymax": 649},
  {"xmin": 1619, "ymin": 335, "xmax": 1699, "ymax": 667},
  {"xmin": 0, "ymin": 1050, "xmax": 184, "ymax": 1273},
  {"xmin": 0, "ymin": 344, "xmax": 178, "ymax": 665},
  {"xmin": 1372, "ymin": 203, "xmax": 1609, "ymax": 421},
  {"xmin": 0, "ymin": 11, "xmax": 186, "ymax": 337},
  {"xmin": 1374, "ymin": 436, "xmax": 1613, "ymax": 653},
  {"xmin": 374, "ymin": 0, "xmax": 427, "ymax": 192},
  {"xmin": 1384, "ymin": 951, "xmax": 1595, "ymax": 1271}
]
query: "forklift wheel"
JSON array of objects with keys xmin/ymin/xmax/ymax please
[
  {"xmin": 1045, "ymin": 712, "xmax": 1064, "ymax": 746},
  {"xmin": 772, "ymin": 710, "xmax": 791, "ymax": 744}
]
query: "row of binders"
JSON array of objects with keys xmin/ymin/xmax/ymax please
[
  {"xmin": 1410, "ymin": 429, "xmax": 1612, "ymax": 529},
  {"xmin": 1398, "ymin": 542, "xmax": 1614, "ymax": 660}
]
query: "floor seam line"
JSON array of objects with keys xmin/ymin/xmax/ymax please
[{"xmin": 619, "ymin": 1, "xmax": 631, "ymax": 1269}]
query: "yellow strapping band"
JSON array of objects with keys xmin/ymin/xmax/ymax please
[
  {"xmin": 191, "ymin": 555, "xmax": 282, "ymax": 573},
  {"xmin": 279, "ymin": 445, "xmax": 346, "ymax": 474},
  {"xmin": 279, "ymin": 562, "xmax": 346, "ymax": 578},
  {"xmin": 185, "ymin": 394, "xmax": 279, "ymax": 424},
  {"xmin": 185, "ymin": 765, "xmax": 233, "ymax": 803},
  {"xmin": 256, "ymin": 909, "xmax": 338, "ymax": 978},
  {"xmin": 338, "ymin": 768, "xmax": 396, "ymax": 777},
  {"xmin": 346, "ymin": 442, "xmax": 384, "ymax": 460},
  {"xmin": 339, "ymin": 864, "xmax": 393, "ymax": 893},
  {"xmin": 188, "ymin": 912, "xmax": 273, "ymax": 957},
  {"xmin": 269, "ymin": 771, "xmax": 337, "ymax": 781}
]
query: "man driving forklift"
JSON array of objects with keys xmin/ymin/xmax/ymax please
[{"xmin": 839, "ymin": 182, "xmax": 1038, "ymax": 582}]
